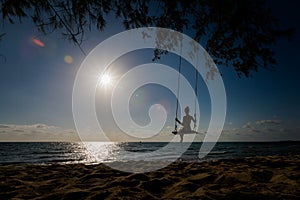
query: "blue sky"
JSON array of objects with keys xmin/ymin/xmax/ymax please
[{"xmin": 0, "ymin": 1, "xmax": 299, "ymax": 142}]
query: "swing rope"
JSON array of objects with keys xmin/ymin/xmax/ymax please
[
  {"xmin": 193, "ymin": 55, "xmax": 199, "ymax": 131},
  {"xmin": 174, "ymin": 44, "xmax": 183, "ymax": 133},
  {"xmin": 173, "ymin": 43, "xmax": 199, "ymax": 134}
]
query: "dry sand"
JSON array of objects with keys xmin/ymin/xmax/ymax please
[{"xmin": 0, "ymin": 155, "xmax": 299, "ymax": 199}]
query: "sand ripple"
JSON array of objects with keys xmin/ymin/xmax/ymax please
[{"xmin": 0, "ymin": 155, "xmax": 299, "ymax": 199}]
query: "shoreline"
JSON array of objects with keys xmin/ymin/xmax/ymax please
[{"xmin": 1, "ymin": 154, "xmax": 299, "ymax": 199}]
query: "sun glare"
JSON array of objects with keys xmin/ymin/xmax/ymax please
[{"xmin": 99, "ymin": 73, "xmax": 112, "ymax": 87}]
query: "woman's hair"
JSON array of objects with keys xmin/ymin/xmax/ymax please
[{"xmin": 184, "ymin": 106, "xmax": 190, "ymax": 114}]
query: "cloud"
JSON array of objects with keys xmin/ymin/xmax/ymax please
[
  {"xmin": 14, "ymin": 129, "xmax": 25, "ymax": 133},
  {"xmin": 0, "ymin": 123, "xmax": 80, "ymax": 142},
  {"xmin": 264, "ymin": 128, "xmax": 277, "ymax": 132},
  {"xmin": 219, "ymin": 118, "xmax": 300, "ymax": 141},
  {"xmin": 164, "ymin": 126, "xmax": 174, "ymax": 130},
  {"xmin": 279, "ymin": 128, "xmax": 290, "ymax": 133},
  {"xmin": 241, "ymin": 119, "xmax": 282, "ymax": 132},
  {"xmin": 242, "ymin": 122, "xmax": 251, "ymax": 129},
  {"xmin": 255, "ymin": 120, "xmax": 282, "ymax": 125},
  {"xmin": 250, "ymin": 128, "xmax": 261, "ymax": 133}
]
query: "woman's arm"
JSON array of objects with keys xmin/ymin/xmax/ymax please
[{"xmin": 192, "ymin": 114, "xmax": 196, "ymax": 123}]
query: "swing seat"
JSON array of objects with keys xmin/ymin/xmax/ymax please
[{"xmin": 172, "ymin": 130, "xmax": 199, "ymax": 135}]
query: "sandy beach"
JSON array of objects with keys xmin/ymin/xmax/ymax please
[{"xmin": 0, "ymin": 154, "xmax": 299, "ymax": 199}]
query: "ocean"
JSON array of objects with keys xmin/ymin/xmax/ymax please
[{"xmin": 0, "ymin": 142, "xmax": 299, "ymax": 165}]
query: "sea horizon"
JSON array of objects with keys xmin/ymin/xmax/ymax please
[
  {"xmin": 1, "ymin": 140, "xmax": 300, "ymax": 143},
  {"xmin": 1, "ymin": 141, "xmax": 299, "ymax": 165}
]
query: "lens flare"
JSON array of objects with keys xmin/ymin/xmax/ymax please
[
  {"xmin": 64, "ymin": 55, "xmax": 73, "ymax": 64},
  {"xmin": 32, "ymin": 38, "xmax": 45, "ymax": 47}
]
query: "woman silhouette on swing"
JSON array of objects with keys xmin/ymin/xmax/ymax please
[{"xmin": 175, "ymin": 106, "xmax": 197, "ymax": 142}]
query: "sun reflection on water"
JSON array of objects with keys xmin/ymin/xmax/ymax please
[{"xmin": 82, "ymin": 142, "xmax": 121, "ymax": 164}]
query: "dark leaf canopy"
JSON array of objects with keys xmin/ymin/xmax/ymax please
[{"xmin": 0, "ymin": 0, "xmax": 293, "ymax": 77}]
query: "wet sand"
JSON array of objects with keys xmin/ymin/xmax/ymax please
[{"xmin": 0, "ymin": 155, "xmax": 299, "ymax": 199}]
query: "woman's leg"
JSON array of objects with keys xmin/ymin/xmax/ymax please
[{"xmin": 179, "ymin": 133, "xmax": 183, "ymax": 142}]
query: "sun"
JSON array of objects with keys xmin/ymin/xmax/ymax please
[
  {"xmin": 101, "ymin": 73, "xmax": 111, "ymax": 85},
  {"xmin": 98, "ymin": 73, "xmax": 113, "ymax": 88}
]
